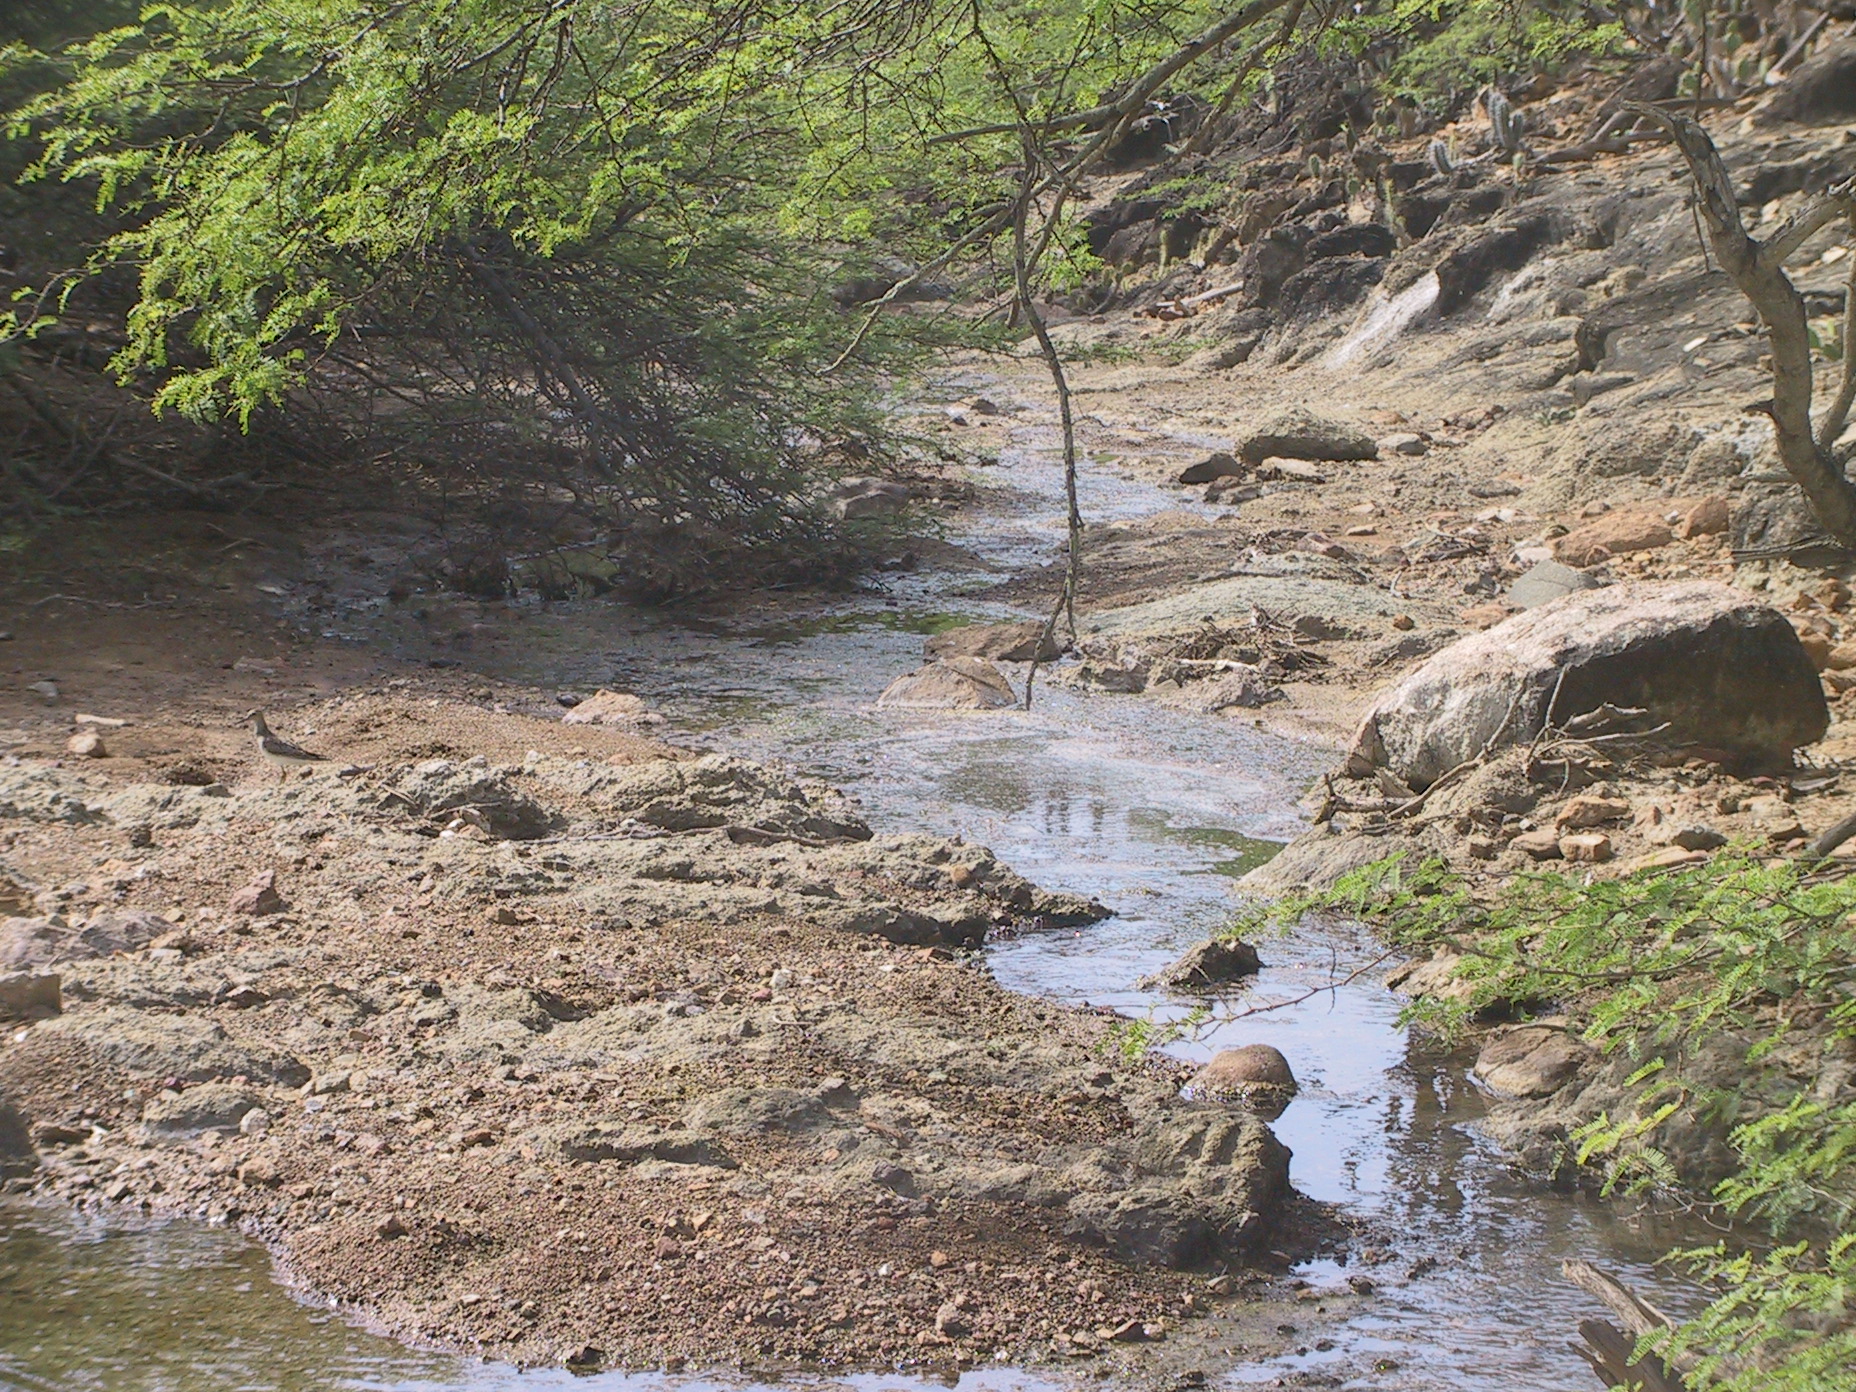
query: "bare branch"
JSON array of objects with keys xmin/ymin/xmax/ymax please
[{"xmin": 1631, "ymin": 103, "xmax": 1856, "ymax": 550}]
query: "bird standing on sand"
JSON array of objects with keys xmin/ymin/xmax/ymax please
[{"xmin": 243, "ymin": 709, "xmax": 329, "ymax": 781}]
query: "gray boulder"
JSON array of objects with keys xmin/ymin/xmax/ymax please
[
  {"xmin": 1506, "ymin": 558, "xmax": 1601, "ymax": 610},
  {"xmin": 1474, "ymin": 1025, "xmax": 1592, "ymax": 1099},
  {"xmin": 1348, "ymin": 581, "xmax": 1827, "ymax": 789},
  {"xmin": 1236, "ymin": 408, "xmax": 1377, "ymax": 465},
  {"xmin": 1177, "ymin": 452, "xmax": 1246, "ymax": 485},
  {"xmin": 876, "ymin": 657, "xmax": 1018, "ymax": 710},
  {"xmin": 831, "ymin": 477, "xmax": 910, "ymax": 520}
]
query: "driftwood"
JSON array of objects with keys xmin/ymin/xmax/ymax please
[{"xmin": 1562, "ymin": 1259, "xmax": 1688, "ymax": 1392}]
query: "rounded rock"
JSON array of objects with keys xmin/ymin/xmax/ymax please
[{"xmin": 1185, "ymin": 1045, "xmax": 1298, "ymax": 1119}]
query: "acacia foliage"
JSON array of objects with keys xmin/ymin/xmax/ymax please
[{"xmin": 0, "ymin": 0, "xmax": 1274, "ymax": 589}]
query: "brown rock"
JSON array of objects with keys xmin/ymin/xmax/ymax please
[
  {"xmin": 1511, "ymin": 829, "xmax": 1564, "ymax": 860},
  {"xmin": 1459, "ymin": 603, "xmax": 1512, "ymax": 631},
  {"xmin": 375, "ymin": 1214, "xmax": 409, "ymax": 1239},
  {"xmin": 1475, "ymin": 1025, "xmax": 1592, "ymax": 1097},
  {"xmin": 1138, "ymin": 936, "xmax": 1263, "ymax": 991},
  {"xmin": 1186, "ymin": 1044, "xmax": 1297, "ymax": 1118},
  {"xmin": 65, "ymin": 730, "xmax": 106, "ymax": 759},
  {"xmin": 1555, "ymin": 796, "xmax": 1631, "ymax": 829},
  {"xmin": 1558, "ymin": 831, "xmax": 1613, "ymax": 863},
  {"xmin": 924, "ymin": 621, "xmax": 1063, "ymax": 664},
  {"xmin": 1799, "ymin": 632, "xmax": 1834, "ymax": 671},
  {"xmin": 1551, "ymin": 509, "xmax": 1674, "ymax": 566},
  {"xmin": 1824, "ymin": 641, "xmax": 1856, "ymax": 671},
  {"xmin": 227, "ymin": 870, "xmax": 284, "ymax": 917},
  {"xmin": 1391, "ymin": 614, "xmax": 1416, "ymax": 631},
  {"xmin": 238, "ymin": 1157, "xmax": 280, "ymax": 1186},
  {"xmin": 1674, "ymin": 496, "xmax": 1730, "ymax": 539}
]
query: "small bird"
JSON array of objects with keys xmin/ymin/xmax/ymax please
[{"xmin": 243, "ymin": 709, "xmax": 329, "ymax": 781}]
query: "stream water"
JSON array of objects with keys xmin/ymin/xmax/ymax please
[{"xmin": 2, "ymin": 395, "xmax": 1718, "ymax": 1391}]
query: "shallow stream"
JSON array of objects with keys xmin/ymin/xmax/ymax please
[{"xmin": 3, "ymin": 395, "xmax": 1717, "ymax": 1391}]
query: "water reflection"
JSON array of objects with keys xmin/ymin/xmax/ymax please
[{"xmin": 2, "ymin": 420, "xmax": 1716, "ymax": 1391}]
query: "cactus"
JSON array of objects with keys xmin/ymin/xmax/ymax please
[
  {"xmin": 1307, "ymin": 153, "xmax": 1325, "ymax": 181},
  {"xmin": 1486, "ymin": 89, "xmax": 1525, "ymax": 153},
  {"xmin": 1346, "ymin": 174, "xmax": 1362, "ymax": 199},
  {"xmin": 1427, "ymin": 138, "xmax": 1453, "ymax": 176}
]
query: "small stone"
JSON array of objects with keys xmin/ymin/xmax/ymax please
[
  {"xmin": 65, "ymin": 730, "xmax": 106, "ymax": 759},
  {"xmin": 1674, "ymin": 496, "xmax": 1730, "ymax": 539},
  {"xmin": 929, "ymin": 1250, "xmax": 951, "ymax": 1268},
  {"xmin": 561, "ymin": 690, "xmax": 665, "ymax": 727},
  {"xmin": 1391, "ymin": 614, "xmax": 1416, "ymax": 631},
  {"xmin": 237, "ymin": 1157, "xmax": 279, "ymax": 1186},
  {"xmin": 1177, "ymin": 451, "xmax": 1246, "ymax": 485},
  {"xmin": 375, "ymin": 1214, "xmax": 408, "ymax": 1239},
  {"xmin": 1379, "ymin": 432, "xmax": 1429, "ymax": 456},
  {"xmin": 1511, "ymin": 829, "xmax": 1564, "ymax": 860},
  {"xmin": 457, "ymin": 1127, "xmax": 496, "ymax": 1148},
  {"xmin": 1458, "ymin": 602, "xmax": 1511, "ymax": 631},
  {"xmin": 1558, "ymin": 831, "xmax": 1613, "ymax": 863},
  {"xmin": 1622, "ymin": 847, "xmax": 1709, "ymax": 873},
  {"xmin": 1824, "ymin": 640, "xmax": 1856, "ymax": 671},
  {"xmin": 1347, "ymin": 1274, "xmax": 1377, "ymax": 1295},
  {"xmin": 653, "ymin": 1236, "xmax": 683, "ymax": 1260},
  {"xmin": 1800, "ymin": 633, "xmax": 1834, "ymax": 670},
  {"xmin": 1555, "ymin": 796, "xmax": 1631, "ymax": 830},
  {"xmin": 935, "ymin": 1300, "xmax": 970, "ymax": 1337},
  {"xmin": 1649, "ymin": 823, "xmax": 1727, "ymax": 851},
  {"xmin": 561, "ymin": 1346, "xmax": 603, "ymax": 1371},
  {"xmin": 238, "ymin": 1108, "xmax": 272, "ymax": 1136},
  {"xmin": 1466, "ymin": 835, "xmax": 1500, "ymax": 860},
  {"xmin": 227, "ymin": 870, "xmax": 284, "ymax": 917}
]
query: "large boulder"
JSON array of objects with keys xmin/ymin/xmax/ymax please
[
  {"xmin": 876, "ymin": 658, "xmax": 1018, "ymax": 710},
  {"xmin": 1348, "ymin": 581, "xmax": 1827, "ymax": 789},
  {"xmin": 1236, "ymin": 407, "xmax": 1378, "ymax": 465}
]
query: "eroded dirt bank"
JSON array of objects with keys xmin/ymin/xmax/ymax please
[{"xmin": 0, "ymin": 690, "xmax": 1334, "ymax": 1377}]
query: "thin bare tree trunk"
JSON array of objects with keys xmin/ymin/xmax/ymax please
[{"xmin": 1635, "ymin": 104, "xmax": 1856, "ymax": 548}]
